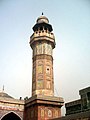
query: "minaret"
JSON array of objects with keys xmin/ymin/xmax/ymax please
[
  {"xmin": 30, "ymin": 14, "xmax": 55, "ymax": 96},
  {"xmin": 24, "ymin": 15, "xmax": 64, "ymax": 120}
]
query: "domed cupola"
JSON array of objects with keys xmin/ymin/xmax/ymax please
[
  {"xmin": 0, "ymin": 91, "xmax": 14, "ymax": 99},
  {"xmin": 33, "ymin": 13, "xmax": 53, "ymax": 32},
  {"xmin": 36, "ymin": 15, "xmax": 49, "ymax": 24},
  {"xmin": 30, "ymin": 14, "xmax": 55, "ymax": 50}
]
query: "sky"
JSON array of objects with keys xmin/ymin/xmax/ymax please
[{"xmin": 0, "ymin": 0, "xmax": 90, "ymax": 116}]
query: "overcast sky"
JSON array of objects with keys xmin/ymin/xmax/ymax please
[{"xmin": 0, "ymin": 0, "xmax": 90, "ymax": 115}]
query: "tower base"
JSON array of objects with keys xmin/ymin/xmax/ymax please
[{"xmin": 24, "ymin": 95, "xmax": 64, "ymax": 120}]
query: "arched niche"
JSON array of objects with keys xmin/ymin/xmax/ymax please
[{"xmin": 1, "ymin": 112, "xmax": 21, "ymax": 120}]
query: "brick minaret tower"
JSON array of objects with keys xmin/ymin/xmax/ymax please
[
  {"xmin": 24, "ymin": 14, "xmax": 64, "ymax": 120},
  {"xmin": 30, "ymin": 15, "xmax": 55, "ymax": 97}
]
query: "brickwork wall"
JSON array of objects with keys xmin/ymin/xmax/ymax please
[
  {"xmin": 0, "ymin": 98, "xmax": 24, "ymax": 120},
  {"xmin": 24, "ymin": 104, "xmax": 61, "ymax": 120}
]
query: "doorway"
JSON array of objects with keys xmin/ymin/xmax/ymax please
[{"xmin": 1, "ymin": 112, "xmax": 21, "ymax": 120}]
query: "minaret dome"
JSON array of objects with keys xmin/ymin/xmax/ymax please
[{"xmin": 36, "ymin": 15, "xmax": 49, "ymax": 24}]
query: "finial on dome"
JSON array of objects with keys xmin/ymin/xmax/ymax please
[
  {"xmin": 36, "ymin": 14, "xmax": 49, "ymax": 24},
  {"xmin": 42, "ymin": 12, "xmax": 44, "ymax": 15},
  {"xmin": 3, "ymin": 85, "xmax": 4, "ymax": 92}
]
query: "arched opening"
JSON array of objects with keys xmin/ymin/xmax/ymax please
[{"xmin": 1, "ymin": 112, "xmax": 21, "ymax": 120}]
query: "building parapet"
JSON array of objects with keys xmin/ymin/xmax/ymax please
[
  {"xmin": 65, "ymin": 99, "xmax": 81, "ymax": 107},
  {"xmin": 25, "ymin": 95, "xmax": 64, "ymax": 107},
  {"xmin": 79, "ymin": 86, "xmax": 90, "ymax": 95},
  {"xmin": 0, "ymin": 97, "xmax": 24, "ymax": 105},
  {"xmin": 30, "ymin": 30, "xmax": 55, "ymax": 41}
]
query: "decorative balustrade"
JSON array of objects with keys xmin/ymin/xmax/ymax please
[{"xmin": 30, "ymin": 30, "xmax": 55, "ymax": 40}]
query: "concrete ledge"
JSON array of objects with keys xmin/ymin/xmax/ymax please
[{"xmin": 25, "ymin": 95, "xmax": 64, "ymax": 107}]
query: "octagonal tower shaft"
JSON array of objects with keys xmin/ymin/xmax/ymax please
[{"xmin": 30, "ymin": 15, "xmax": 55, "ymax": 96}]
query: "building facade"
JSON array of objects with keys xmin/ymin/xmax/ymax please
[
  {"xmin": 55, "ymin": 87, "xmax": 90, "ymax": 120},
  {"xmin": 0, "ymin": 91, "xmax": 24, "ymax": 120},
  {"xmin": 65, "ymin": 87, "xmax": 90, "ymax": 116}
]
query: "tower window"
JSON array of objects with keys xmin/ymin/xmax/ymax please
[
  {"xmin": 40, "ymin": 26, "xmax": 43, "ymax": 30},
  {"xmin": 47, "ymin": 68, "xmax": 49, "ymax": 71},
  {"xmin": 35, "ymin": 29, "xmax": 38, "ymax": 31},
  {"xmin": 44, "ymin": 27, "xmax": 47, "ymax": 30},
  {"xmin": 46, "ymin": 66, "xmax": 50, "ymax": 74}
]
